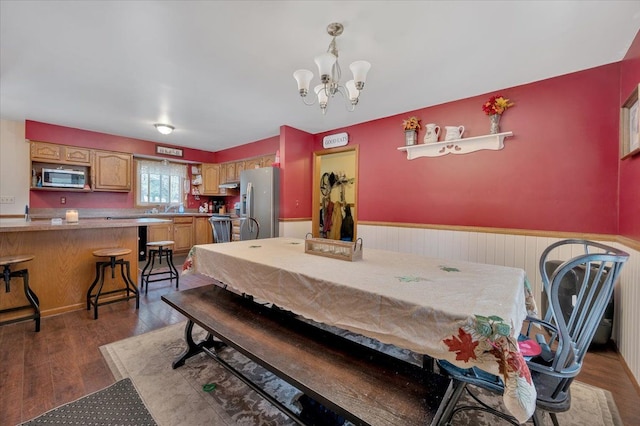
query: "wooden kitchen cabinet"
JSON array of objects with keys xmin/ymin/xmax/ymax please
[
  {"xmin": 147, "ymin": 216, "xmax": 193, "ymax": 255},
  {"xmin": 221, "ymin": 160, "xmax": 244, "ymax": 182},
  {"xmin": 93, "ymin": 150, "xmax": 132, "ymax": 192},
  {"xmin": 243, "ymin": 157, "xmax": 261, "ymax": 170},
  {"xmin": 242, "ymin": 154, "xmax": 276, "ymax": 171},
  {"xmin": 148, "ymin": 222, "xmax": 173, "ymax": 242},
  {"xmin": 201, "ymin": 163, "xmax": 226, "ymax": 195},
  {"xmin": 173, "ymin": 216, "xmax": 194, "ymax": 253},
  {"xmin": 223, "ymin": 162, "xmax": 236, "ymax": 182},
  {"xmin": 235, "ymin": 161, "xmax": 245, "ymax": 179},
  {"xmin": 261, "ymin": 154, "xmax": 275, "ymax": 167},
  {"xmin": 194, "ymin": 216, "xmax": 213, "ymax": 245},
  {"xmin": 31, "ymin": 141, "xmax": 92, "ymax": 165}
]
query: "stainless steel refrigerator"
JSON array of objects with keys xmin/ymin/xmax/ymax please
[{"xmin": 240, "ymin": 167, "xmax": 279, "ymax": 239}]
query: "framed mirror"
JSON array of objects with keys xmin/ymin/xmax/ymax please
[{"xmin": 312, "ymin": 145, "xmax": 358, "ymax": 241}]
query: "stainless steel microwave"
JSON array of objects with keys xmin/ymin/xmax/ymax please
[{"xmin": 42, "ymin": 168, "xmax": 86, "ymax": 188}]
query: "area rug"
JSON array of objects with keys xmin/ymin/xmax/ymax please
[
  {"xmin": 100, "ymin": 322, "xmax": 622, "ymax": 426},
  {"xmin": 20, "ymin": 378, "xmax": 157, "ymax": 425}
]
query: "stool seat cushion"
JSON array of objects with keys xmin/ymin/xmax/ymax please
[
  {"xmin": 0, "ymin": 254, "xmax": 35, "ymax": 266},
  {"xmin": 146, "ymin": 240, "xmax": 175, "ymax": 247},
  {"xmin": 92, "ymin": 248, "xmax": 131, "ymax": 258}
]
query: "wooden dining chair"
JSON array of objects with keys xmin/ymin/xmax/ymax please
[{"xmin": 436, "ymin": 239, "xmax": 629, "ymax": 426}]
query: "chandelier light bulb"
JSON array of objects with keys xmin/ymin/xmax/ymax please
[
  {"xmin": 293, "ymin": 69, "xmax": 314, "ymax": 96},
  {"xmin": 315, "ymin": 84, "xmax": 329, "ymax": 107},
  {"xmin": 349, "ymin": 60, "xmax": 371, "ymax": 89},
  {"xmin": 345, "ymin": 80, "xmax": 359, "ymax": 103},
  {"xmin": 314, "ymin": 52, "xmax": 337, "ymax": 84}
]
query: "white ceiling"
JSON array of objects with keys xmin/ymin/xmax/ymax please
[{"xmin": 1, "ymin": 1, "xmax": 639, "ymax": 152}]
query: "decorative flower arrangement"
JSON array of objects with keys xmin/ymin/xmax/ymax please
[
  {"xmin": 402, "ymin": 116, "xmax": 421, "ymax": 131},
  {"xmin": 482, "ymin": 94, "xmax": 515, "ymax": 116}
]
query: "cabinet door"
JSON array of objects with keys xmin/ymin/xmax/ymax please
[
  {"xmin": 201, "ymin": 163, "xmax": 225, "ymax": 195},
  {"xmin": 261, "ymin": 154, "xmax": 275, "ymax": 167},
  {"xmin": 234, "ymin": 161, "xmax": 245, "ymax": 180},
  {"xmin": 194, "ymin": 217, "xmax": 213, "ymax": 245},
  {"xmin": 64, "ymin": 147, "xmax": 91, "ymax": 165},
  {"xmin": 94, "ymin": 151, "xmax": 132, "ymax": 191},
  {"xmin": 223, "ymin": 162, "xmax": 236, "ymax": 182},
  {"xmin": 31, "ymin": 141, "xmax": 93, "ymax": 166},
  {"xmin": 31, "ymin": 141, "xmax": 61, "ymax": 161},
  {"xmin": 173, "ymin": 217, "xmax": 194, "ymax": 253},
  {"xmin": 148, "ymin": 223, "xmax": 172, "ymax": 242},
  {"xmin": 244, "ymin": 158, "xmax": 261, "ymax": 171}
]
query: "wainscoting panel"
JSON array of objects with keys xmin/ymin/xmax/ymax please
[
  {"xmin": 281, "ymin": 221, "xmax": 639, "ymax": 386},
  {"xmin": 617, "ymin": 244, "xmax": 640, "ymax": 385}
]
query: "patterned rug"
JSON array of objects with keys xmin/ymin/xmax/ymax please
[
  {"xmin": 100, "ymin": 322, "xmax": 622, "ymax": 426},
  {"xmin": 20, "ymin": 378, "xmax": 156, "ymax": 425}
]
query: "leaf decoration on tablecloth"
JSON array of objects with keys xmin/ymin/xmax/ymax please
[
  {"xmin": 443, "ymin": 328, "xmax": 479, "ymax": 362},
  {"xmin": 491, "ymin": 341, "xmax": 532, "ymax": 385},
  {"xmin": 475, "ymin": 315, "xmax": 511, "ymax": 338},
  {"xmin": 181, "ymin": 257, "xmax": 193, "ymax": 273},
  {"xmin": 249, "ymin": 245, "xmax": 262, "ymax": 248},
  {"xmin": 181, "ymin": 246, "xmax": 195, "ymax": 275},
  {"xmin": 439, "ymin": 265, "xmax": 460, "ymax": 272},
  {"xmin": 395, "ymin": 275, "xmax": 430, "ymax": 283}
]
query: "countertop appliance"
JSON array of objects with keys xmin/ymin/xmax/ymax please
[
  {"xmin": 240, "ymin": 167, "xmax": 279, "ymax": 239},
  {"xmin": 42, "ymin": 168, "xmax": 86, "ymax": 189}
]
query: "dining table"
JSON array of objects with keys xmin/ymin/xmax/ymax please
[{"xmin": 182, "ymin": 237, "xmax": 539, "ymax": 423}]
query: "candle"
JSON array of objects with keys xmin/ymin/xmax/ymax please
[{"xmin": 65, "ymin": 209, "xmax": 79, "ymax": 223}]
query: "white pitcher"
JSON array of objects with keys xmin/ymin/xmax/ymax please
[
  {"xmin": 444, "ymin": 125, "xmax": 465, "ymax": 141},
  {"xmin": 423, "ymin": 123, "xmax": 440, "ymax": 143}
]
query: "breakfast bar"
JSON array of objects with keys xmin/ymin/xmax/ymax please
[{"xmin": 0, "ymin": 217, "xmax": 170, "ymax": 318}]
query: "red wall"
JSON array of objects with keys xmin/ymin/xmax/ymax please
[
  {"xmin": 619, "ymin": 30, "xmax": 640, "ymax": 241},
  {"xmin": 314, "ymin": 64, "xmax": 621, "ymax": 234},
  {"xmin": 279, "ymin": 126, "xmax": 314, "ymax": 219},
  {"xmin": 214, "ymin": 136, "xmax": 280, "ymax": 163}
]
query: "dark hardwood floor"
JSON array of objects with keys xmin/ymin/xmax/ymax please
[{"xmin": 1, "ymin": 269, "xmax": 639, "ymax": 425}]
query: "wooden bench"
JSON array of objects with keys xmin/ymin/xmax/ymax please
[{"xmin": 162, "ymin": 284, "xmax": 450, "ymax": 426}]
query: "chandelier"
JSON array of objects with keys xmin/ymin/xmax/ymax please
[{"xmin": 293, "ymin": 23, "xmax": 371, "ymax": 114}]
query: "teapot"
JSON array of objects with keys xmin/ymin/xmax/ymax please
[
  {"xmin": 423, "ymin": 123, "xmax": 440, "ymax": 143},
  {"xmin": 444, "ymin": 125, "xmax": 465, "ymax": 141}
]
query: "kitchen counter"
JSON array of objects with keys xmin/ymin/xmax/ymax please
[
  {"xmin": 0, "ymin": 217, "xmax": 170, "ymax": 319},
  {"xmin": 0, "ymin": 217, "xmax": 171, "ymax": 233},
  {"xmin": 27, "ymin": 208, "xmax": 214, "ymax": 221}
]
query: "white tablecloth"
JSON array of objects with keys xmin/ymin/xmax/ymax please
[{"xmin": 183, "ymin": 237, "xmax": 537, "ymax": 422}]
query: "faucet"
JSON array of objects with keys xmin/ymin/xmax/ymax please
[{"xmin": 164, "ymin": 205, "xmax": 177, "ymax": 213}]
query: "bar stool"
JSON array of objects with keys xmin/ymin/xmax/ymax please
[
  {"xmin": 139, "ymin": 240, "xmax": 179, "ymax": 294},
  {"xmin": 86, "ymin": 248, "xmax": 139, "ymax": 319},
  {"xmin": 0, "ymin": 254, "xmax": 40, "ymax": 332}
]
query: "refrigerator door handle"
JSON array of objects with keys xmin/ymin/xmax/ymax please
[{"xmin": 246, "ymin": 182, "xmax": 253, "ymax": 218}]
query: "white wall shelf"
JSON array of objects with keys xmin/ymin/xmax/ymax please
[{"xmin": 397, "ymin": 131, "xmax": 513, "ymax": 159}]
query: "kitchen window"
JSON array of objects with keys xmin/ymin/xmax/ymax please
[{"xmin": 136, "ymin": 159, "xmax": 187, "ymax": 207}]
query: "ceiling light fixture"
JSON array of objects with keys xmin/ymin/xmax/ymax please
[
  {"xmin": 293, "ymin": 23, "xmax": 371, "ymax": 115},
  {"xmin": 154, "ymin": 123, "xmax": 175, "ymax": 135}
]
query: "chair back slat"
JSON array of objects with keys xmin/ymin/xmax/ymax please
[{"xmin": 208, "ymin": 217, "xmax": 232, "ymax": 243}]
